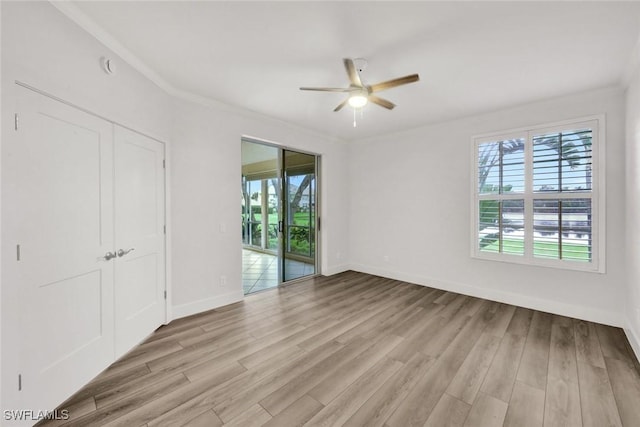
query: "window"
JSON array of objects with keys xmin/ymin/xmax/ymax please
[{"xmin": 472, "ymin": 117, "xmax": 604, "ymax": 272}]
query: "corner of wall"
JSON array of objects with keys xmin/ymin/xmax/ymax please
[
  {"xmin": 322, "ymin": 264, "xmax": 351, "ymax": 277},
  {"xmin": 171, "ymin": 290, "xmax": 244, "ymax": 321},
  {"xmin": 625, "ymin": 321, "xmax": 640, "ymax": 363},
  {"xmin": 625, "ymin": 41, "xmax": 640, "ymax": 365}
]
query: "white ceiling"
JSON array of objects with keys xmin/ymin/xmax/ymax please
[{"xmin": 67, "ymin": 1, "xmax": 640, "ymax": 141}]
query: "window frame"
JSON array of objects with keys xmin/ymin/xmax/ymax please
[{"xmin": 471, "ymin": 115, "xmax": 606, "ymax": 273}]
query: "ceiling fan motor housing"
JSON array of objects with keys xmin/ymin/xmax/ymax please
[{"xmin": 353, "ymin": 58, "xmax": 368, "ymax": 73}]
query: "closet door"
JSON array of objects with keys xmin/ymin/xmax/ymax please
[
  {"xmin": 15, "ymin": 88, "xmax": 115, "ymax": 413},
  {"xmin": 113, "ymin": 126, "xmax": 166, "ymax": 357}
]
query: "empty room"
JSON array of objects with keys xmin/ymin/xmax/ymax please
[{"xmin": 3, "ymin": 1, "xmax": 640, "ymax": 426}]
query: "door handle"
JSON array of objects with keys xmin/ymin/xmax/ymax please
[
  {"xmin": 102, "ymin": 251, "xmax": 117, "ymax": 261},
  {"xmin": 278, "ymin": 221, "xmax": 284, "ymax": 233},
  {"xmin": 117, "ymin": 247, "xmax": 135, "ymax": 257}
]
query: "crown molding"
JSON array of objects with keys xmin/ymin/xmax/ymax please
[
  {"xmin": 48, "ymin": 1, "xmax": 345, "ymax": 144},
  {"xmin": 170, "ymin": 86, "xmax": 345, "ymax": 144},
  {"xmin": 50, "ymin": 1, "xmax": 174, "ymax": 94}
]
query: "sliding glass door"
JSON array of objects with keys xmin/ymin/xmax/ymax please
[
  {"xmin": 241, "ymin": 142, "xmax": 280, "ymax": 294},
  {"xmin": 282, "ymin": 150, "xmax": 317, "ymax": 281},
  {"xmin": 241, "ymin": 140, "xmax": 319, "ymax": 294}
]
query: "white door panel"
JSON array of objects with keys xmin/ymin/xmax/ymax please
[
  {"xmin": 114, "ymin": 125, "xmax": 165, "ymax": 358},
  {"xmin": 16, "ymin": 88, "xmax": 115, "ymax": 413},
  {"xmin": 11, "ymin": 88, "xmax": 167, "ymax": 418}
]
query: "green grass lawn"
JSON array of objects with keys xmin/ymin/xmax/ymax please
[
  {"xmin": 245, "ymin": 212, "xmax": 315, "ymax": 256},
  {"xmin": 482, "ymin": 238, "xmax": 590, "ymax": 261}
]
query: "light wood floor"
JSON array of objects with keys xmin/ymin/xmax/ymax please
[{"xmin": 39, "ymin": 271, "xmax": 640, "ymax": 427}]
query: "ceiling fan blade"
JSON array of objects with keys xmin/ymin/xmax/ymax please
[
  {"xmin": 369, "ymin": 74, "xmax": 420, "ymax": 92},
  {"xmin": 343, "ymin": 58, "xmax": 363, "ymax": 87},
  {"xmin": 300, "ymin": 87, "xmax": 351, "ymax": 92},
  {"xmin": 334, "ymin": 99, "xmax": 349, "ymax": 112},
  {"xmin": 368, "ymin": 95, "xmax": 396, "ymax": 110}
]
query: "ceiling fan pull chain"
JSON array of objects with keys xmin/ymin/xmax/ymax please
[{"xmin": 353, "ymin": 108, "xmax": 357, "ymax": 127}]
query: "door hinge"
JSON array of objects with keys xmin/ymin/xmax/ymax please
[
  {"xmin": 318, "ymin": 217, "xmax": 321, "ymax": 231},
  {"xmin": 163, "ymin": 159, "xmax": 166, "ymax": 169},
  {"xmin": 164, "ymin": 290, "xmax": 167, "ymax": 300},
  {"xmin": 16, "ymin": 244, "xmax": 21, "ymax": 261},
  {"xmin": 163, "ymin": 225, "xmax": 166, "ymax": 234},
  {"xmin": 14, "ymin": 113, "xmax": 19, "ymax": 131},
  {"xmin": 18, "ymin": 374, "xmax": 22, "ymax": 391}
]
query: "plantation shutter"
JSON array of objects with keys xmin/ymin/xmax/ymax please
[
  {"xmin": 473, "ymin": 117, "xmax": 601, "ymax": 271},
  {"xmin": 477, "ymin": 138, "xmax": 525, "ymax": 255}
]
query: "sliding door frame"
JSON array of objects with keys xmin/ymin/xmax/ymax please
[{"xmin": 241, "ymin": 136, "xmax": 321, "ymax": 287}]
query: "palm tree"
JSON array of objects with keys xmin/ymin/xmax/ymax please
[
  {"xmin": 289, "ymin": 175, "xmax": 312, "ymax": 215},
  {"xmin": 477, "ymin": 139, "xmax": 525, "ymax": 192}
]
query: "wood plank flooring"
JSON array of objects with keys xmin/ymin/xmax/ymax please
[{"xmin": 38, "ymin": 271, "xmax": 640, "ymax": 427}]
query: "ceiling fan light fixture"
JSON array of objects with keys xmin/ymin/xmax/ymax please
[
  {"xmin": 348, "ymin": 94, "xmax": 368, "ymax": 108},
  {"xmin": 300, "ymin": 58, "xmax": 419, "ymax": 115}
]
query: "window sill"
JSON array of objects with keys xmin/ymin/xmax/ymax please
[{"xmin": 471, "ymin": 252, "xmax": 605, "ymax": 274}]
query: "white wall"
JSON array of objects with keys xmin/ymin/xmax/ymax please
[
  {"xmin": 0, "ymin": 2, "xmax": 351, "ymax": 416},
  {"xmin": 2, "ymin": 0, "xmax": 639, "ymax": 419},
  {"xmin": 1, "ymin": 1, "xmax": 172, "ymax": 419},
  {"xmin": 170, "ymin": 97, "xmax": 350, "ymax": 317},
  {"xmin": 348, "ymin": 87, "xmax": 627, "ymax": 326},
  {"xmin": 625, "ymin": 65, "xmax": 640, "ymax": 358},
  {"xmin": 0, "ymin": 2, "xmax": 172, "ymax": 141},
  {"xmin": 0, "ymin": 2, "xmax": 350, "ymax": 417}
]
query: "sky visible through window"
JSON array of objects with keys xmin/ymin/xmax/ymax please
[
  {"xmin": 479, "ymin": 129, "xmax": 592, "ymax": 194},
  {"xmin": 477, "ymin": 128, "xmax": 593, "ymax": 263}
]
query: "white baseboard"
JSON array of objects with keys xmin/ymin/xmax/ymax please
[
  {"xmin": 322, "ymin": 263, "xmax": 351, "ymax": 276},
  {"xmin": 171, "ymin": 290, "xmax": 244, "ymax": 321},
  {"xmin": 349, "ymin": 263, "xmax": 624, "ymax": 327},
  {"xmin": 624, "ymin": 319, "xmax": 640, "ymax": 363}
]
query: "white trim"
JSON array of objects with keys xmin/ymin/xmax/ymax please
[
  {"xmin": 14, "ymin": 81, "xmax": 167, "ymax": 144},
  {"xmin": 624, "ymin": 322, "xmax": 640, "ymax": 364},
  {"xmin": 471, "ymin": 115, "xmax": 605, "ymax": 273},
  {"xmin": 49, "ymin": 1, "xmax": 173, "ymax": 94},
  {"xmin": 350, "ymin": 263, "xmax": 624, "ymax": 327},
  {"xmin": 315, "ymin": 154, "xmax": 322, "ymax": 276},
  {"xmin": 472, "ymin": 115, "xmax": 607, "ymax": 141},
  {"xmin": 171, "ymin": 290, "xmax": 244, "ymax": 321},
  {"xmin": 49, "ymin": 1, "xmax": 345, "ymax": 146},
  {"xmin": 174, "ymin": 88, "xmax": 344, "ymax": 144},
  {"xmin": 322, "ymin": 264, "xmax": 351, "ymax": 276},
  {"xmin": 596, "ymin": 115, "xmax": 607, "ymax": 272},
  {"xmin": 163, "ymin": 143, "xmax": 173, "ymax": 324}
]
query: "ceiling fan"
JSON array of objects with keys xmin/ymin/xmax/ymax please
[{"xmin": 300, "ymin": 58, "xmax": 420, "ymax": 112}]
